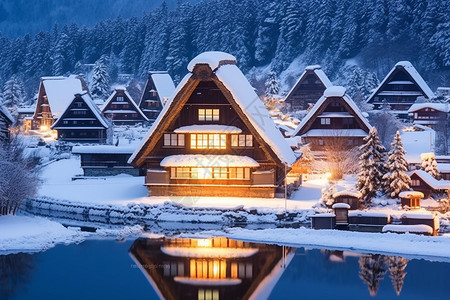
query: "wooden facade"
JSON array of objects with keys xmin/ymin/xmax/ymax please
[
  {"xmin": 409, "ymin": 170, "xmax": 450, "ymax": 198},
  {"xmin": 0, "ymin": 105, "xmax": 14, "ymax": 142},
  {"xmin": 408, "ymin": 103, "xmax": 449, "ymax": 129},
  {"xmin": 284, "ymin": 65, "xmax": 332, "ymax": 111},
  {"xmin": 138, "ymin": 71, "xmax": 175, "ymax": 123},
  {"xmin": 51, "ymin": 92, "xmax": 110, "ymax": 143},
  {"xmin": 129, "ymin": 237, "xmax": 295, "ymax": 300},
  {"xmin": 129, "ymin": 52, "xmax": 297, "ymax": 198},
  {"xmin": 32, "ymin": 76, "xmax": 85, "ymax": 130},
  {"xmin": 367, "ymin": 61, "xmax": 435, "ymax": 119},
  {"xmin": 292, "ymin": 86, "xmax": 371, "ymax": 153},
  {"xmin": 102, "ymin": 88, "xmax": 148, "ymax": 125}
]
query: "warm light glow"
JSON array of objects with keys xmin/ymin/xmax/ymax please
[
  {"xmin": 50, "ymin": 130, "xmax": 58, "ymax": 140},
  {"xmin": 197, "ymin": 239, "xmax": 212, "ymax": 247},
  {"xmin": 40, "ymin": 125, "xmax": 48, "ymax": 131},
  {"xmin": 325, "ymin": 172, "xmax": 332, "ymax": 179}
]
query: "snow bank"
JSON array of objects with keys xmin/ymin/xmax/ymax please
[
  {"xmin": 0, "ymin": 215, "xmax": 86, "ymax": 254},
  {"xmin": 382, "ymin": 224, "xmax": 433, "ymax": 235},
  {"xmin": 323, "ymin": 86, "xmax": 346, "ymax": 97}
]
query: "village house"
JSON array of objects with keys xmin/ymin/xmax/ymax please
[
  {"xmin": 138, "ymin": 71, "xmax": 175, "ymax": 123},
  {"xmin": 129, "ymin": 52, "xmax": 298, "ymax": 198},
  {"xmin": 409, "ymin": 169, "xmax": 450, "ymax": 198},
  {"xmin": 408, "ymin": 102, "xmax": 449, "ymax": 129},
  {"xmin": 31, "ymin": 75, "xmax": 85, "ymax": 130},
  {"xmin": 0, "ymin": 104, "xmax": 14, "ymax": 142},
  {"xmin": 101, "ymin": 87, "xmax": 148, "ymax": 125},
  {"xmin": 51, "ymin": 91, "xmax": 110, "ymax": 143},
  {"xmin": 367, "ymin": 61, "xmax": 435, "ymax": 119},
  {"xmin": 291, "ymin": 86, "xmax": 372, "ymax": 156},
  {"xmin": 436, "ymin": 156, "xmax": 450, "ymax": 180},
  {"xmin": 284, "ymin": 65, "xmax": 332, "ymax": 111}
]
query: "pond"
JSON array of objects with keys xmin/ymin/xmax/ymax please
[{"xmin": 1, "ymin": 236, "xmax": 449, "ymax": 300}]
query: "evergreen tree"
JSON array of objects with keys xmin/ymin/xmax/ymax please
[
  {"xmin": 421, "ymin": 152, "xmax": 441, "ymax": 180},
  {"xmin": 358, "ymin": 255, "xmax": 388, "ymax": 297},
  {"xmin": 263, "ymin": 71, "xmax": 281, "ymax": 111},
  {"xmin": 383, "ymin": 131, "xmax": 411, "ymax": 198},
  {"xmin": 388, "ymin": 256, "xmax": 408, "ymax": 296},
  {"xmin": 357, "ymin": 127, "xmax": 387, "ymax": 206},
  {"xmin": 2, "ymin": 76, "xmax": 25, "ymax": 116},
  {"xmin": 90, "ymin": 56, "xmax": 111, "ymax": 100}
]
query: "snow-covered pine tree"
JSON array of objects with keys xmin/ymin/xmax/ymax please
[
  {"xmin": 263, "ymin": 71, "xmax": 281, "ymax": 112},
  {"xmin": 383, "ymin": 131, "xmax": 411, "ymax": 198},
  {"xmin": 358, "ymin": 255, "xmax": 388, "ymax": 297},
  {"xmin": 2, "ymin": 75, "xmax": 25, "ymax": 117},
  {"xmin": 420, "ymin": 152, "xmax": 441, "ymax": 180},
  {"xmin": 357, "ymin": 127, "xmax": 387, "ymax": 206},
  {"xmin": 388, "ymin": 256, "xmax": 408, "ymax": 296},
  {"xmin": 320, "ymin": 183, "xmax": 337, "ymax": 207},
  {"xmin": 90, "ymin": 56, "xmax": 111, "ymax": 100}
]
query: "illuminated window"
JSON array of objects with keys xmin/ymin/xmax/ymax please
[
  {"xmin": 190, "ymin": 134, "xmax": 226, "ymax": 149},
  {"xmin": 190, "ymin": 259, "xmax": 226, "ymax": 280},
  {"xmin": 198, "ymin": 109, "xmax": 219, "ymax": 121},
  {"xmin": 411, "ymin": 179, "xmax": 420, "ymax": 186},
  {"xmin": 198, "ymin": 289, "xmax": 219, "ymax": 300},
  {"xmin": 163, "ymin": 133, "xmax": 185, "ymax": 147},
  {"xmin": 231, "ymin": 134, "xmax": 252, "ymax": 147},
  {"xmin": 171, "ymin": 167, "xmax": 250, "ymax": 180}
]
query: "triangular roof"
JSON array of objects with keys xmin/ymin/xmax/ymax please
[
  {"xmin": 102, "ymin": 88, "xmax": 148, "ymax": 121},
  {"xmin": 410, "ymin": 170, "xmax": 450, "ymax": 190},
  {"xmin": 367, "ymin": 61, "xmax": 435, "ymax": 103},
  {"xmin": 285, "ymin": 65, "xmax": 332, "ymax": 101},
  {"xmin": 139, "ymin": 71, "xmax": 175, "ymax": 107},
  {"xmin": 129, "ymin": 51, "xmax": 297, "ymax": 167},
  {"xmin": 408, "ymin": 102, "xmax": 450, "ymax": 113},
  {"xmin": 0, "ymin": 105, "xmax": 14, "ymax": 124},
  {"xmin": 292, "ymin": 86, "xmax": 372, "ymax": 136},
  {"xmin": 51, "ymin": 91, "xmax": 110, "ymax": 129},
  {"xmin": 39, "ymin": 75, "xmax": 84, "ymax": 118}
]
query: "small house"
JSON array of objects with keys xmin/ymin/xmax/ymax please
[
  {"xmin": 332, "ymin": 190, "xmax": 362, "ymax": 210},
  {"xmin": 284, "ymin": 65, "xmax": 332, "ymax": 111},
  {"xmin": 138, "ymin": 71, "xmax": 175, "ymax": 123},
  {"xmin": 408, "ymin": 103, "xmax": 449, "ymax": 129},
  {"xmin": 51, "ymin": 92, "xmax": 110, "ymax": 143},
  {"xmin": 292, "ymin": 86, "xmax": 372, "ymax": 154},
  {"xmin": 129, "ymin": 51, "xmax": 298, "ymax": 198},
  {"xmin": 32, "ymin": 75, "xmax": 85, "ymax": 130},
  {"xmin": 436, "ymin": 156, "xmax": 450, "ymax": 180},
  {"xmin": 409, "ymin": 169, "xmax": 450, "ymax": 198},
  {"xmin": 398, "ymin": 191, "xmax": 424, "ymax": 209},
  {"xmin": 102, "ymin": 87, "xmax": 148, "ymax": 125},
  {"xmin": 367, "ymin": 61, "xmax": 435, "ymax": 119},
  {"xmin": 0, "ymin": 105, "xmax": 14, "ymax": 142}
]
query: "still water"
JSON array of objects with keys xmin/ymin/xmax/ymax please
[{"xmin": 1, "ymin": 237, "xmax": 449, "ymax": 300}]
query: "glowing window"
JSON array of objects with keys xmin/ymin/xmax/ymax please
[{"xmin": 198, "ymin": 109, "xmax": 219, "ymax": 121}]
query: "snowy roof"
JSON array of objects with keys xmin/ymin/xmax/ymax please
[
  {"xmin": 348, "ymin": 211, "xmax": 389, "ymax": 218},
  {"xmin": 398, "ymin": 191, "xmax": 424, "ymax": 198},
  {"xmin": 150, "ymin": 72, "xmax": 176, "ymax": 103},
  {"xmin": 438, "ymin": 163, "xmax": 450, "ymax": 173},
  {"xmin": 72, "ymin": 145, "xmax": 136, "ymax": 154},
  {"xmin": 401, "ymin": 129, "xmax": 435, "ymax": 164},
  {"xmin": 51, "ymin": 92, "xmax": 110, "ymax": 129},
  {"xmin": 173, "ymin": 124, "xmax": 242, "ymax": 134},
  {"xmin": 159, "ymin": 154, "xmax": 259, "ymax": 168},
  {"xmin": 410, "ymin": 170, "xmax": 450, "ymax": 190},
  {"xmin": 41, "ymin": 75, "xmax": 84, "ymax": 117},
  {"xmin": 401, "ymin": 212, "xmax": 435, "ymax": 220},
  {"xmin": 301, "ymin": 129, "xmax": 369, "ymax": 137},
  {"xmin": 0, "ymin": 105, "xmax": 14, "ymax": 123},
  {"xmin": 367, "ymin": 61, "xmax": 435, "ymax": 102},
  {"xmin": 160, "ymin": 246, "xmax": 258, "ymax": 258},
  {"xmin": 332, "ymin": 203, "xmax": 351, "ymax": 209},
  {"xmin": 292, "ymin": 86, "xmax": 371, "ymax": 136},
  {"xmin": 408, "ymin": 102, "xmax": 449, "ymax": 113},
  {"xmin": 187, "ymin": 51, "xmax": 237, "ymax": 72},
  {"xmin": 382, "ymin": 224, "xmax": 433, "ymax": 234},
  {"xmin": 284, "ymin": 65, "xmax": 332, "ymax": 102},
  {"xmin": 102, "ymin": 88, "xmax": 148, "ymax": 121},
  {"xmin": 16, "ymin": 106, "xmax": 35, "ymax": 114},
  {"xmin": 333, "ymin": 190, "xmax": 362, "ymax": 198}
]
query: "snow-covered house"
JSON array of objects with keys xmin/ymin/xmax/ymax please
[
  {"xmin": 32, "ymin": 75, "xmax": 86, "ymax": 130},
  {"xmin": 292, "ymin": 86, "xmax": 372, "ymax": 153},
  {"xmin": 129, "ymin": 51, "xmax": 298, "ymax": 198},
  {"xmin": 401, "ymin": 125, "xmax": 435, "ymax": 169},
  {"xmin": 0, "ymin": 104, "xmax": 14, "ymax": 142},
  {"xmin": 51, "ymin": 92, "xmax": 110, "ymax": 143},
  {"xmin": 408, "ymin": 102, "xmax": 449, "ymax": 129},
  {"xmin": 367, "ymin": 61, "xmax": 435, "ymax": 119},
  {"xmin": 436, "ymin": 156, "xmax": 450, "ymax": 180},
  {"xmin": 129, "ymin": 237, "xmax": 295, "ymax": 300},
  {"xmin": 409, "ymin": 169, "xmax": 450, "ymax": 198},
  {"xmin": 284, "ymin": 65, "xmax": 332, "ymax": 111},
  {"xmin": 138, "ymin": 71, "xmax": 175, "ymax": 123},
  {"xmin": 101, "ymin": 87, "xmax": 148, "ymax": 125}
]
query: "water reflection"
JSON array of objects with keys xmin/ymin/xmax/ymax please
[
  {"xmin": 129, "ymin": 237, "xmax": 295, "ymax": 300},
  {"xmin": 0, "ymin": 253, "xmax": 34, "ymax": 299}
]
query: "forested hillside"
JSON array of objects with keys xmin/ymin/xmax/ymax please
[{"xmin": 0, "ymin": 0, "xmax": 448, "ymax": 102}]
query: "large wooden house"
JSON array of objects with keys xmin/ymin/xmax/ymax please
[
  {"xmin": 129, "ymin": 237, "xmax": 295, "ymax": 300},
  {"xmin": 284, "ymin": 65, "xmax": 332, "ymax": 111},
  {"xmin": 129, "ymin": 52, "xmax": 298, "ymax": 198},
  {"xmin": 102, "ymin": 87, "xmax": 148, "ymax": 125},
  {"xmin": 32, "ymin": 76, "xmax": 85, "ymax": 130},
  {"xmin": 0, "ymin": 105, "xmax": 14, "ymax": 142},
  {"xmin": 51, "ymin": 92, "xmax": 110, "ymax": 143},
  {"xmin": 292, "ymin": 86, "xmax": 372, "ymax": 153},
  {"xmin": 408, "ymin": 102, "xmax": 449, "ymax": 129},
  {"xmin": 409, "ymin": 170, "xmax": 450, "ymax": 198},
  {"xmin": 367, "ymin": 61, "xmax": 435, "ymax": 119},
  {"xmin": 138, "ymin": 71, "xmax": 175, "ymax": 122}
]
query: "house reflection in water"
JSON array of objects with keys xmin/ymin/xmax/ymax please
[{"xmin": 129, "ymin": 237, "xmax": 295, "ymax": 300}]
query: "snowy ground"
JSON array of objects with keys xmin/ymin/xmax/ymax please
[{"xmin": 0, "ymin": 215, "xmax": 86, "ymax": 254}]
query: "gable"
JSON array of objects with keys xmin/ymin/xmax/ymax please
[
  {"xmin": 102, "ymin": 89, "xmax": 147, "ymax": 120},
  {"xmin": 285, "ymin": 66, "xmax": 332, "ymax": 103}
]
